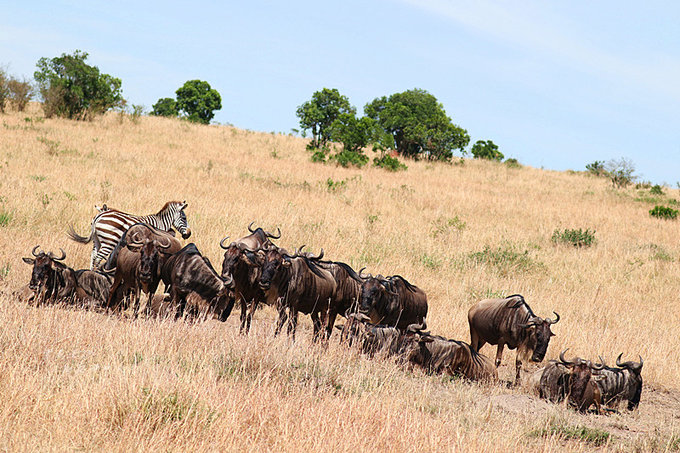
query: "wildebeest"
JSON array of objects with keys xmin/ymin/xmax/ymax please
[
  {"xmin": 593, "ymin": 354, "xmax": 643, "ymax": 411},
  {"xmin": 257, "ymin": 247, "xmax": 337, "ymax": 339},
  {"xmin": 403, "ymin": 327, "xmax": 498, "ymax": 382},
  {"xmin": 335, "ymin": 312, "xmax": 406, "ymax": 357},
  {"xmin": 161, "ymin": 243, "xmax": 235, "ymax": 320},
  {"xmin": 468, "ymin": 294, "xmax": 560, "ymax": 383},
  {"xmin": 21, "ymin": 245, "xmax": 111, "ymax": 306},
  {"xmin": 533, "ymin": 349, "xmax": 604, "ymax": 413},
  {"xmin": 220, "ymin": 223, "xmax": 281, "ymax": 333},
  {"xmin": 104, "ymin": 223, "xmax": 182, "ymax": 316},
  {"xmin": 358, "ymin": 273, "xmax": 427, "ymax": 330}
]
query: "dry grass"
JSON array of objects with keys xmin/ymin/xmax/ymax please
[{"xmin": 0, "ymin": 104, "xmax": 679, "ymax": 451}]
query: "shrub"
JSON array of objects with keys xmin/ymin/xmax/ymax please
[
  {"xmin": 471, "ymin": 139, "xmax": 503, "ymax": 161},
  {"xmin": 151, "ymin": 98, "xmax": 177, "ymax": 117},
  {"xmin": 585, "ymin": 160, "xmax": 606, "ymax": 176},
  {"xmin": 7, "ymin": 77, "xmax": 34, "ymax": 111},
  {"xmin": 504, "ymin": 158, "xmax": 521, "ymax": 168},
  {"xmin": 649, "ymin": 205, "xmax": 678, "ymax": 220},
  {"xmin": 0, "ymin": 68, "xmax": 8, "ymax": 113},
  {"xmin": 330, "ymin": 148, "xmax": 368, "ymax": 168},
  {"xmin": 551, "ymin": 228, "xmax": 596, "ymax": 247},
  {"xmin": 373, "ymin": 153, "xmax": 407, "ymax": 171},
  {"xmin": 650, "ymin": 184, "xmax": 664, "ymax": 195},
  {"xmin": 605, "ymin": 158, "xmax": 636, "ymax": 188}
]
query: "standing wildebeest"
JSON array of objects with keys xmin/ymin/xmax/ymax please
[
  {"xmin": 258, "ymin": 247, "xmax": 337, "ymax": 340},
  {"xmin": 335, "ymin": 312, "xmax": 407, "ymax": 357},
  {"xmin": 593, "ymin": 354, "xmax": 643, "ymax": 411},
  {"xmin": 161, "ymin": 243, "xmax": 235, "ymax": 320},
  {"xmin": 104, "ymin": 224, "xmax": 182, "ymax": 316},
  {"xmin": 403, "ymin": 327, "xmax": 498, "ymax": 382},
  {"xmin": 220, "ymin": 223, "xmax": 281, "ymax": 333},
  {"xmin": 22, "ymin": 246, "xmax": 111, "ymax": 306},
  {"xmin": 468, "ymin": 294, "xmax": 560, "ymax": 383},
  {"xmin": 67, "ymin": 201, "xmax": 191, "ymax": 269},
  {"xmin": 533, "ymin": 349, "xmax": 604, "ymax": 413},
  {"xmin": 358, "ymin": 274, "xmax": 427, "ymax": 330}
]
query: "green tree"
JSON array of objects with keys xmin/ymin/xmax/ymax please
[
  {"xmin": 151, "ymin": 97, "xmax": 178, "ymax": 117},
  {"xmin": 471, "ymin": 139, "xmax": 503, "ymax": 160},
  {"xmin": 8, "ymin": 77, "xmax": 34, "ymax": 112},
  {"xmin": 364, "ymin": 88, "xmax": 469, "ymax": 161},
  {"xmin": 296, "ymin": 88, "xmax": 355, "ymax": 149},
  {"xmin": 0, "ymin": 68, "xmax": 8, "ymax": 113},
  {"xmin": 175, "ymin": 80, "xmax": 221, "ymax": 124},
  {"xmin": 34, "ymin": 50, "xmax": 123, "ymax": 120}
]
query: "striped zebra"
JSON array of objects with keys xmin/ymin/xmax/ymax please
[{"xmin": 67, "ymin": 201, "xmax": 191, "ymax": 270}]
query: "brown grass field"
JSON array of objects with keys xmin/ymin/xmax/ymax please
[{"xmin": 0, "ymin": 104, "xmax": 678, "ymax": 451}]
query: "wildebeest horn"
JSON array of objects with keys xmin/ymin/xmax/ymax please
[
  {"xmin": 268, "ymin": 227, "xmax": 281, "ymax": 239},
  {"xmin": 248, "ymin": 221, "xmax": 256, "ymax": 233},
  {"xmin": 219, "ymin": 236, "xmax": 230, "ymax": 249},
  {"xmin": 547, "ymin": 311, "xmax": 560, "ymax": 324},
  {"xmin": 295, "ymin": 245, "xmax": 307, "ymax": 256},
  {"xmin": 49, "ymin": 248, "xmax": 66, "ymax": 261},
  {"xmin": 309, "ymin": 248, "xmax": 324, "ymax": 260},
  {"xmin": 349, "ymin": 313, "xmax": 371, "ymax": 323},
  {"xmin": 616, "ymin": 353, "xmax": 644, "ymax": 371},
  {"xmin": 558, "ymin": 348, "xmax": 576, "ymax": 366},
  {"xmin": 358, "ymin": 267, "xmax": 369, "ymax": 279},
  {"xmin": 31, "ymin": 245, "xmax": 41, "ymax": 257},
  {"xmin": 129, "ymin": 232, "xmax": 144, "ymax": 246},
  {"xmin": 406, "ymin": 321, "xmax": 427, "ymax": 332},
  {"xmin": 222, "ymin": 272, "xmax": 234, "ymax": 288},
  {"xmin": 591, "ymin": 357, "xmax": 605, "ymax": 371},
  {"xmin": 157, "ymin": 236, "xmax": 172, "ymax": 249}
]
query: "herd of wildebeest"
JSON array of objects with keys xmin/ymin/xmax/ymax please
[{"xmin": 16, "ymin": 201, "xmax": 643, "ymax": 415}]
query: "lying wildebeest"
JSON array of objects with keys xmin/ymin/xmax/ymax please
[
  {"xmin": 468, "ymin": 294, "xmax": 560, "ymax": 383},
  {"xmin": 257, "ymin": 247, "xmax": 337, "ymax": 339},
  {"xmin": 403, "ymin": 327, "xmax": 498, "ymax": 382},
  {"xmin": 358, "ymin": 273, "xmax": 427, "ymax": 330},
  {"xmin": 104, "ymin": 223, "xmax": 182, "ymax": 316},
  {"xmin": 161, "ymin": 243, "xmax": 235, "ymax": 320},
  {"xmin": 22, "ymin": 245, "xmax": 111, "ymax": 306},
  {"xmin": 220, "ymin": 223, "xmax": 281, "ymax": 333},
  {"xmin": 335, "ymin": 312, "xmax": 406, "ymax": 357},
  {"xmin": 532, "ymin": 349, "xmax": 604, "ymax": 413},
  {"xmin": 593, "ymin": 354, "xmax": 643, "ymax": 411}
]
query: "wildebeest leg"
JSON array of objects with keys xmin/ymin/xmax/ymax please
[
  {"xmin": 470, "ymin": 328, "xmax": 483, "ymax": 351},
  {"xmin": 245, "ymin": 300, "xmax": 257, "ymax": 333},
  {"xmin": 274, "ymin": 303, "xmax": 287, "ymax": 336},
  {"xmin": 310, "ymin": 311, "xmax": 323, "ymax": 342},
  {"xmin": 106, "ymin": 273, "xmax": 124, "ymax": 312},
  {"xmin": 288, "ymin": 309, "xmax": 299, "ymax": 340},
  {"xmin": 239, "ymin": 298, "xmax": 248, "ymax": 334},
  {"xmin": 495, "ymin": 343, "xmax": 505, "ymax": 367},
  {"xmin": 514, "ymin": 356, "xmax": 522, "ymax": 384},
  {"xmin": 325, "ymin": 309, "xmax": 338, "ymax": 340}
]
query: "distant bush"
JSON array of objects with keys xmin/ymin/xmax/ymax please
[
  {"xmin": 650, "ymin": 184, "xmax": 664, "ymax": 195},
  {"xmin": 373, "ymin": 153, "xmax": 407, "ymax": 171},
  {"xmin": 504, "ymin": 158, "xmax": 521, "ymax": 168},
  {"xmin": 330, "ymin": 148, "xmax": 368, "ymax": 168},
  {"xmin": 7, "ymin": 77, "xmax": 34, "ymax": 111},
  {"xmin": 0, "ymin": 68, "xmax": 8, "ymax": 113},
  {"xmin": 649, "ymin": 205, "xmax": 678, "ymax": 220},
  {"xmin": 551, "ymin": 228, "xmax": 596, "ymax": 247},
  {"xmin": 151, "ymin": 97, "xmax": 178, "ymax": 117},
  {"xmin": 471, "ymin": 139, "xmax": 503, "ymax": 161},
  {"xmin": 605, "ymin": 158, "xmax": 636, "ymax": 188},
  {"xmin": 585, "ymin": 160, "xmax": 606, "ymax": 176}
]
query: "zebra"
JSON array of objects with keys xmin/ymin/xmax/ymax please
[{"xmin": 67, "ymin": 201, "xmax": 191, "ymax": 270}]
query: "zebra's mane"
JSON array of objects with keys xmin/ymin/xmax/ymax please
[{"xmin": 157, "ymin": 201, "xmax": 183, "ymax": 214}]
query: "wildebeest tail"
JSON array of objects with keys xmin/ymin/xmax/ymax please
[{"xmin": 67, "ymin": 224, "xmax": 94, "ymax": 244}]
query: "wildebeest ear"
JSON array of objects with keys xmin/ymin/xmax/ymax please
[
  {"xmin": 22, "ymin": 257, "xmax": 35, "ymax": 265},
  {"xmin": 181, "ymin": 201, "xmax": 188, "ymax": 209}
]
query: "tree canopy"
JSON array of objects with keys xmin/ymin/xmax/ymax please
[
  {"xmin": 34, "ymin": 50, "xmax": 123, "ymax": 120},
  {"xmin": 151, "ymin": 97, "xmax": 178, "ymax": 117},
  {"xmin": 175, "ymin": 80, "xmax": 222, "ymax": 124},
  {"xmin": 296, "ymin": 88, "xmax": 355, "ymax": 149},
  {"xmin": 471, "ymin": 140, "xmax": 503, "ymax": 161},
  {"xmin": 364, "ymin": 88, "xmax": 469, "ymax": 161}
]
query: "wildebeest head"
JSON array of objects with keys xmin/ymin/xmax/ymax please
[
  {"xmin": 359, "ymin": 276, "xmax": 395, "ymax": 320},
  {"xmin": 519, "ymin": 311, "xmax": 560, "ymax": 362},
  {"xmin": 558, "ymin": 349, "xmax": 604, "ymax": 411},
  {"xmin": 219, "ymin": 237, "xmax": 259, "ymax": 280},
  {"xmin": 22, "ymin": 245, "xmax": 66, "ymax": 292},
  {"xmin": 172, "ymin": 201, "xmax": 191, "ymax": 239},
  {"xmin": 127, "ymin": 234, "xmax": 172, "ymax": 283},
  {"xmin": 615, "ymin": 353, "xmax": 644, "ymax": 410},
  {"xmin": 258, "ymin": 247, "xmax": 293, "ymax": 290}
]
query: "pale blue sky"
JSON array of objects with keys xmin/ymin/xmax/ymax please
[{"xmin": 2, "ymin": 1, "xmax": 678, "ymax": 184}]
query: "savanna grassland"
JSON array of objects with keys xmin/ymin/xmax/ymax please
[{"xmin": 0, "ymin": 104, "xmax": 679, "ymax": 451}]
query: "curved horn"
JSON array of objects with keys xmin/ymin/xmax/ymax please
[
  {"xmin": 248, "ymin": 221, "xmax": 256, "ymax": 233},
  {"xmin": 50, "ymin": 248, "xmax": 66, "ymax": 261},
  {"xmin": 128, "ymin": 232, "xmax": 144, "ymax": 246},
  {"xmin": 222, "ymin": 272, "xmax": 234, "ymax": 288},
  {"xmin": 220, "ymin": 236, "xmax": 230, "ymax": 249},
  {"xmin": 31, "ymin": 245, "xmax": 41, "ymax": 257},
  {"xmin": 559, "ymin": 348, "xmax": 576, "ymax": 366},
  {"xmin": 358, "ymin": 267, "xmax": 369, "ymax": 279},
  {"xmin": 406, "ymin": 320, "xmax": 427, "ymax": 332},
  {"xmin": 547, "ymin": 311, "xmax": 560, "ymax": 324},
  {"xmin": 295, "ymin": 245, "xmax": 307, "ymax": 257},
  {"xmin": 308, "ymin": 248, "xmax": 324, "ymax": 260},
  {"xmin": 591, "ymin": 357, "xmax": 605, "ymax": 371},
  {"xmin": 268, "ymin": 227, "xmax": 281, "ymax": 239},
  {"xmin": 616, "ymin": 353, "xmax": 624, "ymax": 368},
  {"xmin": 349, "ymin": 312, "xmax": 371, "ymax": 323},
  {"xmin": 616, "ymin": 353, "xmax": 644, "ymax": 371},
  {"xmin": 157, "ymin": 236, "xmax": 172, "ymax": 249}
]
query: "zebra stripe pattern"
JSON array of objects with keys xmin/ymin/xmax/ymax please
[{"xmin": 68, "ymin": 201, "xmax": 191, "ymax": 269}]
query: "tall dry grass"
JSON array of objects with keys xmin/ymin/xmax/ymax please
[{"xmin": 0, "ymin": 104, "xmax": 678, "ymax": 451}]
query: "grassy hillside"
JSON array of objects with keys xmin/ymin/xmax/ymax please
[{"xmin": 0, "ymin": 105, "xmax": 678, "ymax": 451}]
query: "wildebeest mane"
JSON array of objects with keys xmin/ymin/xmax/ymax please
[
  {"xmin": 385, "ymin": 275, "xmax": 418, "ymax": 293},
  {"xmin": 296, "ymin": 255, "xmax": 330, "ymax": 280},
  {"xmin": 506, "ymin": 294, "xmax": 536, "ymax": 317},
  {"xmin": 322, "ymin": 260, "xmax": 363, "ymax": 282}
]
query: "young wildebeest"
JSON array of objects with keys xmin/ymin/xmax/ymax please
[
  {"xmin": 403, "ymin": 327, "xmax": 498, "ymax": 383},
  {"xmin": 220, "ymin": 223, "xmax": 281, "ymax": 334},
  {"xmin": 531, "ymin": 349, "xmax": 604, "ymax": 413},
  {"xmin": 104, "ymin": 223, "xmax": 182, "ymax": 316},
  {"xmin": 336, "ymin": 312, "xmax": 408, "ymax": 357},
  {"xmin": 593, "ymin": 354, "xmax": 643, "ymax": 411},
  {"xmin": 22, "ymin": 246, "xmax": 111, "ymax": 307},
  {"xmin": 161, "ymin": 243, "xmax": 235, "ymax": 320},
  {"xmin": 257, "ymin": 247, "xmax": 337, "ymax": 340},
  {"xmin": 358, "ymin": 273, "xmax": 427, "ymax": 330},
  {"xmin": 468, "ymin": 294, "xmax": 560, "ymax": 383}
]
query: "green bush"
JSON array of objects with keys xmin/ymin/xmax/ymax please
[
  {"xmin": 468, "ymin": 243, "xmax": 542, "ymax": 276},
  {"xmin": 649, "ymin": 205, "xmax": 678, "ymax": 220},
  {"xmin": 650, "ymin": 184, "xmax": 664, "ymax": 195},
  {"xmin": 471, "ymin": 139, "xmax": 503, "ymax": 161},
  {"xmin": 330, "ymin": 148, "xmax": 368, "ymax": 168},
  {"xmin": 551, "ymin": 228, "xmax": 596, "ymax": 247},
  {"xmin": 585, "ymin": 160, "xmax": 606, "ymax": 176},
  {"xmin": 373, "ymin": 154, "xmax": 407, "ymax": 171},
  {"xmin": 504, "ymin": 158, "xmax": 521, "ymax": 168}
]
